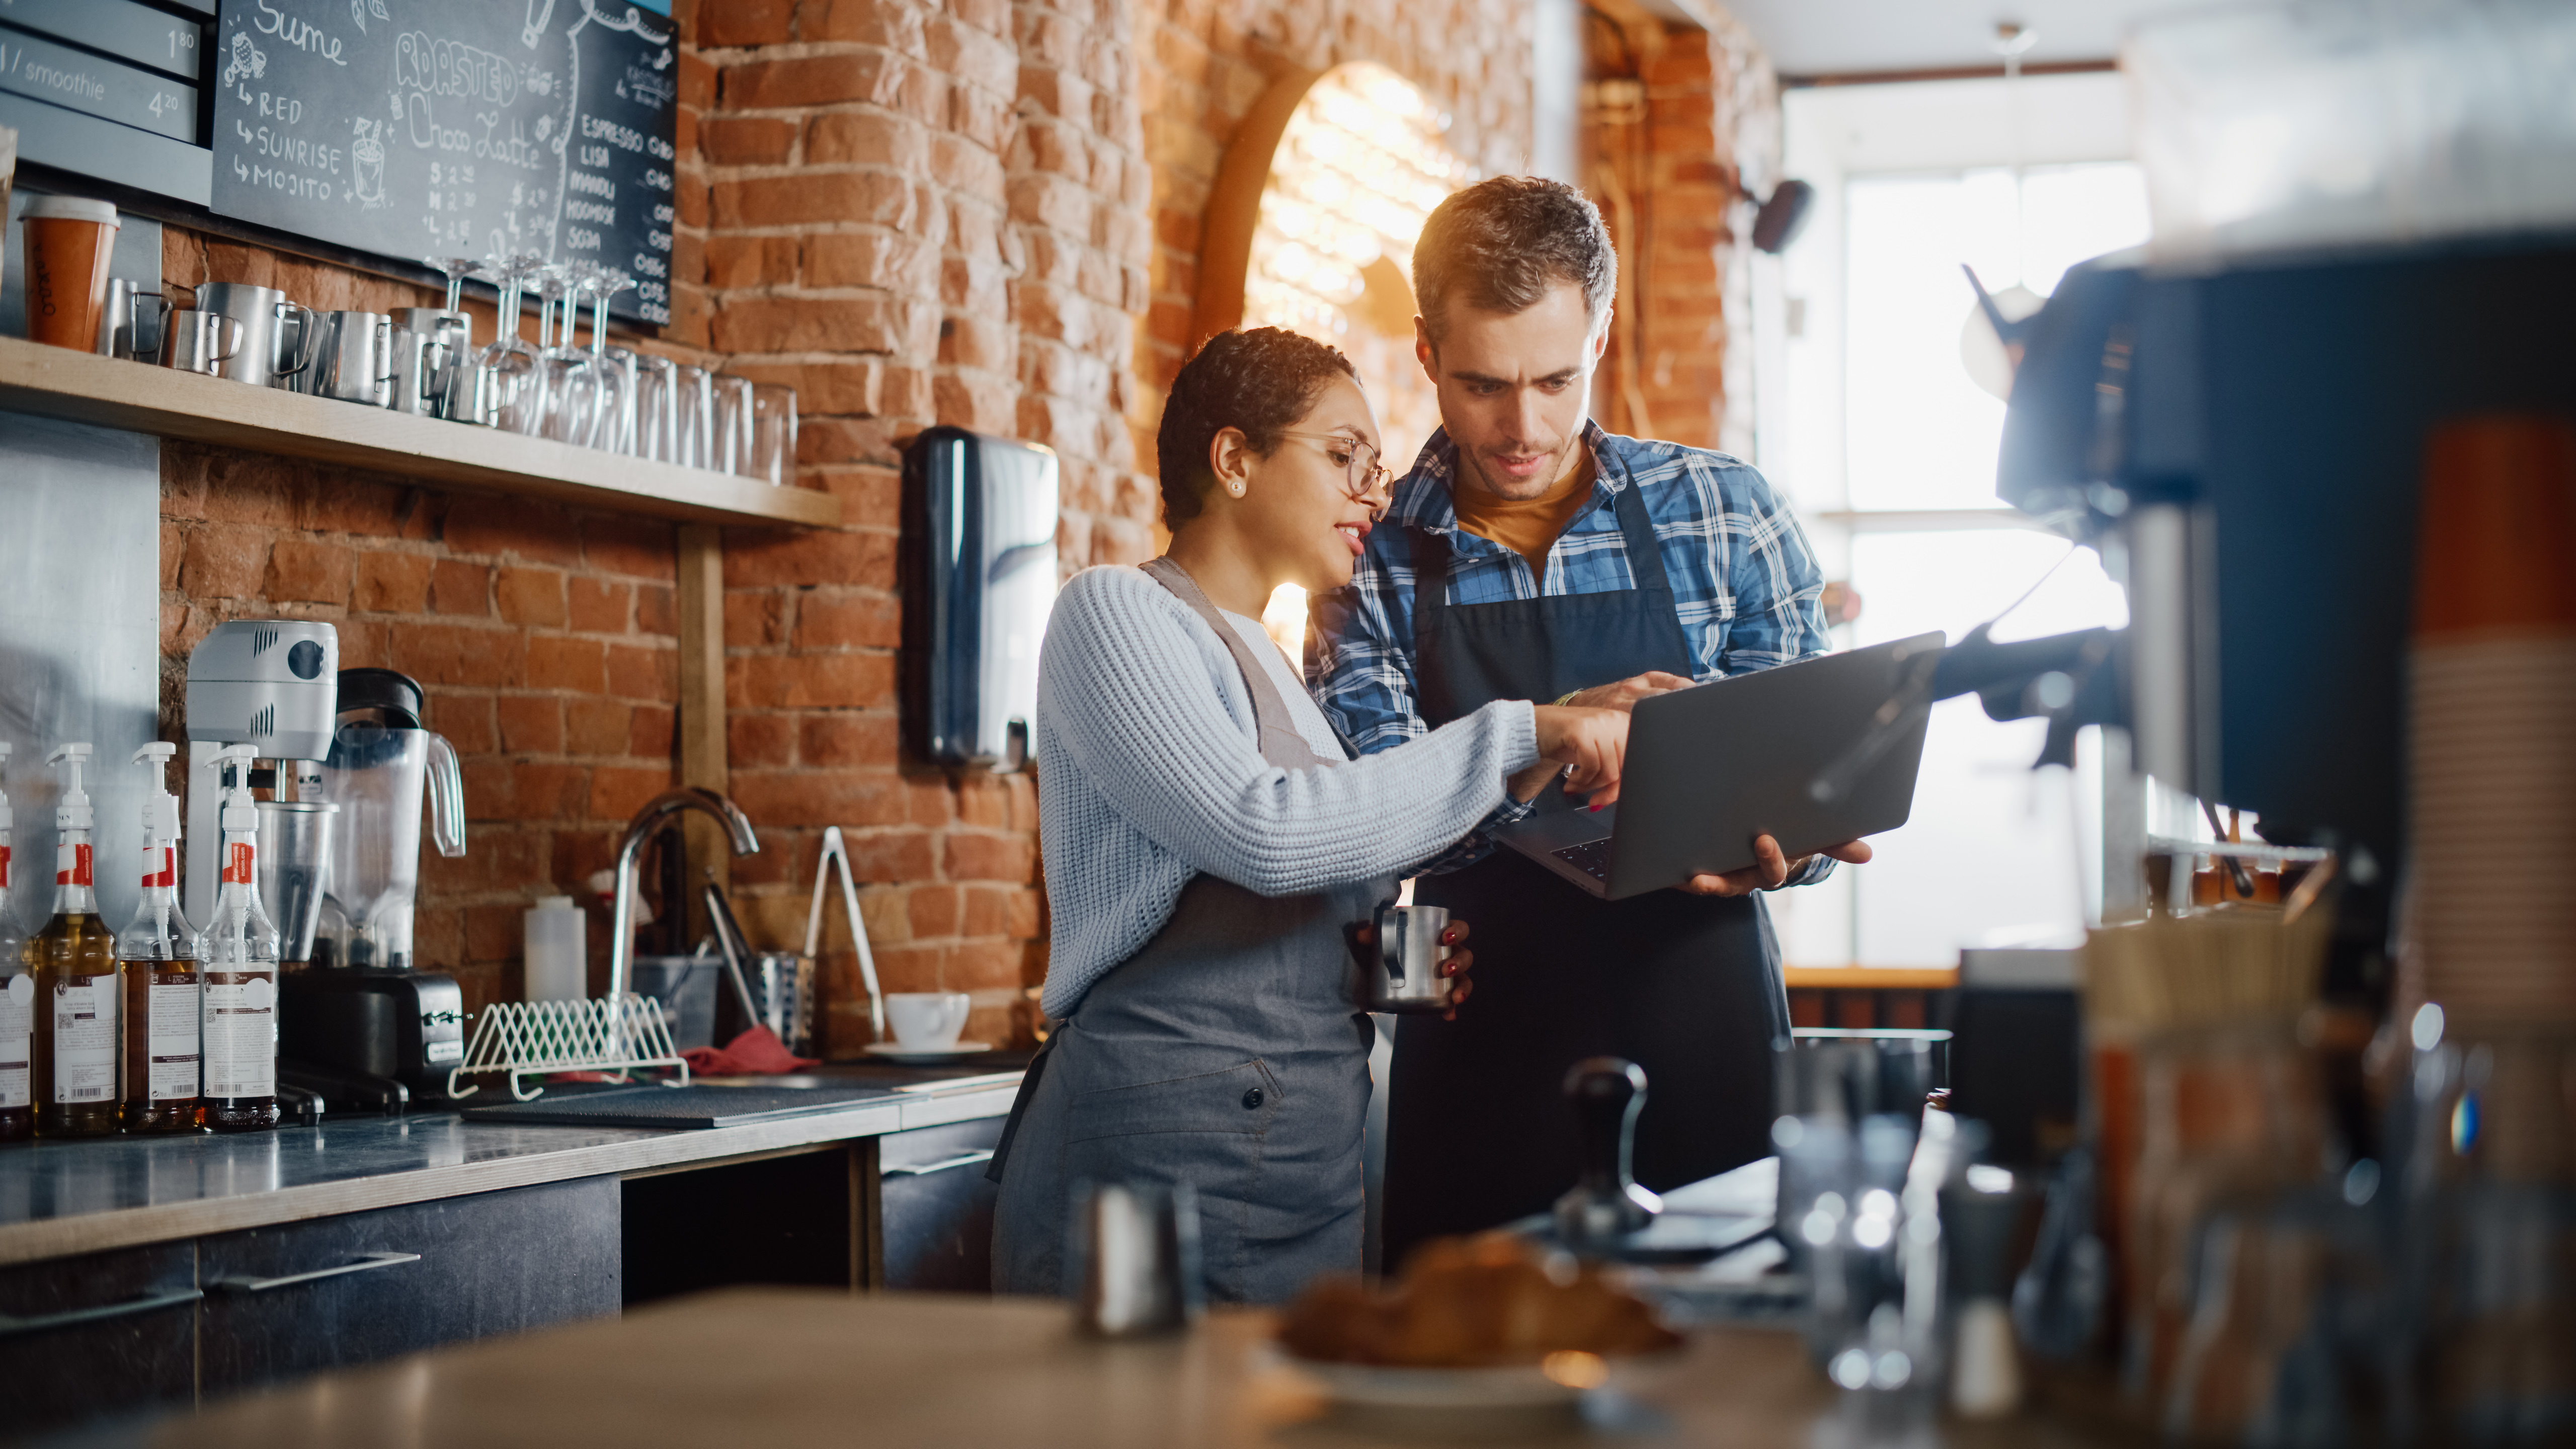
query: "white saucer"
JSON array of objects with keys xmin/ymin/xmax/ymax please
[{"xmin": 863, "ymin": 1041, "xmax": 996, "ymax": 1062}]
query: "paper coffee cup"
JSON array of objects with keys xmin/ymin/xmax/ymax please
[{"xmin": 23, "ymin": 196, "xmax": 119, "ymax": 352}]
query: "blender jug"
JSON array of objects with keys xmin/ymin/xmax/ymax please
[{"xmin": 316, "ymin": 669, "xmax": 465, "ymax": 969}]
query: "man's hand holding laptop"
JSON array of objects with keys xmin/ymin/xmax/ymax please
[{"xmin": 1528, "ymin": 668, "xmax": 1877, "ymax": 898}]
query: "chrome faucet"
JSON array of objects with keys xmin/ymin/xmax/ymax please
[{"xmin": 607, "ymin": 788, "xmax": 760, "ymax": 1002}]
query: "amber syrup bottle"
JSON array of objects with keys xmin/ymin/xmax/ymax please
[
  {"xmin": 32, "ymin": 744, "xmax": 120, "ymax": 1138},
  {"xmin": 121, "ymin": 744, "xmax": 202, "ymax": 1134},
  {"xmin": 200, "ymin": 746, "xmax": 279, "ymax": 1133},
  {"xmin": 0, "ymin": 744, "xmax": 32, "ymax": 1143}
]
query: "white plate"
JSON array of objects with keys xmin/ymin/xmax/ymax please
[
  {"xmin": 1281, "ymin": 1357, "xmax": 1587, "ymax": 1411},
  {"xmin": 862, "ymin": 1041, "xmax": 995, "ymax": 1062}
]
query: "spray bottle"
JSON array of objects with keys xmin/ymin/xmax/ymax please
[
  {"xmin": 201, "ymin": 744, "xmax": 279, "ymax": 1133},
  {"xmin": 120, "ymin": 743, "xmax": 201, "ymax": 1133},
  {"xmin": 32, "ymin": 743, "xmax": 118, "ymax": 1137},
  {"xmin": 0, "ymin": 744, "xmax": 31, "ymax": 1142}
]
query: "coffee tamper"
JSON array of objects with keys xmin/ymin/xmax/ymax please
[{"xmin": 1553, "ymin": 1057, "xmax": 1664, "ymax": 1248}]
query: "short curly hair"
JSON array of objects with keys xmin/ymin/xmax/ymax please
[
  {"xmin": 1156, "ymin": 328, "xmax": 1357, "ymax": 526},
  {"xmin": 1412, "ymin": 177, "xmax": 1617, "ymax": 345}
]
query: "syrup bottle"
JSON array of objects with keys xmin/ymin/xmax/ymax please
[
  {"xmin": 32, "ymin": 743, "xmax": 119, "ymax": 1138},
  {"xmin": 0, "ymin": 744, "xmax": 32, "ymax": 1143},
  {"xmin": 200, "ymin": 745, "xmax": 279, "ymax": 1133},
  {"xmin": 121, "ymin": 743, "xmax": 202, "ymax": 1134}
]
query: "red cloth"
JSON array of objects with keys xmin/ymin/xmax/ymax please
[{"xmin": 682, "ymin": 1026, "xmax": 820, "ymax": 1076}]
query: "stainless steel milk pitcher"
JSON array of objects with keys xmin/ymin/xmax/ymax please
[
  {"xmin": 1361, "ymin": 902, "xmax": 1454, "ymax": 1013},
  {"xmin": 195, "ymin": 281, "xmax": 318, "ymax": 388}
]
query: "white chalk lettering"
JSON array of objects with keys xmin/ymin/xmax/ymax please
[
  {"xmin": 579, "ymin": 114, "xmax": 645, "ymax": 152},
  {"xmin": 252, "ymin": 1, "xmax": 346, "ymax": 66}
]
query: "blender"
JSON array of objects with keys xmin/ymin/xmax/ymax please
[
  {"xmin": 314, "ymin": 669, "xmax": 464, "ymax": 968},
  {"xmin": 277, "ymin": 669, "xmax": 468, "ymax": 1111}
]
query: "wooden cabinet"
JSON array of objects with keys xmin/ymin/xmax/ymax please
[
  {"xmin": 0, "ymin": 1241, "xmax": 199, "ymax": 1433},
  {"xmin": 876, "ymin": 1117, "xmax": 1003, "ymax": 1294},
  {"xmin": 200, "ymin": 1177, "xmax": 621, "ymax": 1397}
]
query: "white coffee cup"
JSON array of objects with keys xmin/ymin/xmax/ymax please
[{"xmin": 886, "ymin": 991, "xmax": 972, "ymax": 1051}]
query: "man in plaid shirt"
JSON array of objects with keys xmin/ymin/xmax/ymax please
[{"xmin": 1307, "ymin": 177, "xmax": 1872, "ymax": 1265}]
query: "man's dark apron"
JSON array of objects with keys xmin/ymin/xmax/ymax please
[
  {"xmin": 1381, "ymin": 462, "xmax": 1790, "ymax": 1269},
  {"xmin": 989, "ymin": 558, "xmax": 1388, "ymax": 1306}
]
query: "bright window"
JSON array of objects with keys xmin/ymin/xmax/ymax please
[
  {"xmin": 1845, "ymin": 164, "xmax": 2150, "ymax": 512},
  {"xmin": 1767, "ymin": 151, "xmax": 2149, "ymax": 969}
]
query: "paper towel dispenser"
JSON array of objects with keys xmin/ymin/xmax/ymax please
[{"xmin": 901, "ymin": 427, "xmax": 1060, "ymax": 770}]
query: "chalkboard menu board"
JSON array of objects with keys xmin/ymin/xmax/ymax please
[{"xmin": 208, "ymin": 0, "xmax": 677, "ymax": 324}]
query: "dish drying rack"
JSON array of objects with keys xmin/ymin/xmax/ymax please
[
  {"xmin": 446, "ymin": 826, "xmax": 884, "ymax": 1101},
  {"xmin": 447, "ymin": 996, "xmax": 691, "ymax": 1102}
]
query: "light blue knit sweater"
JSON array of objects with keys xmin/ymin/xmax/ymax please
[{"xmin": 1036, "ymin": 565, "xmax": 1541, "ymax": 1017}]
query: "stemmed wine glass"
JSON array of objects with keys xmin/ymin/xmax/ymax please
[
  {"xmin": 536, "ymin": 262, "xmax": 603, "ymax": 446},
  {"xmin": 474, "ymin": 254, "xmax": 545, "ymax": 432},
  {"xmin": 583, "ymin": 268, "xmax": 639, "ymax": 455},
  {"xmin": 422, "ymin": 255, "xmax": 481, "ymax": 315},
  {"xmin": 417, "ymin": 255, "xmax": 486, "ymax": 420}
]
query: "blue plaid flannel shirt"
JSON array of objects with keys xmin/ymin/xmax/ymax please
[{"xmin": 1307, "ymin": 421, "xmax": 1838, "ymax": 878}]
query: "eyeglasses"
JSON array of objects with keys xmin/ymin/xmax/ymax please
[{"xmin": 1275, "ymin": 429, "xmax": 1392, "ymax": 506}]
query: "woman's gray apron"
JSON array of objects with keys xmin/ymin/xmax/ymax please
[{"xmin": 989, "ymin": 557, "xmax": 1390, "ymax": 1307}]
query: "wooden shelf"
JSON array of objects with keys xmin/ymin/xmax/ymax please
[{"xmin": 0, "ymin": 337, "xmax": 840, "ymax": 529}]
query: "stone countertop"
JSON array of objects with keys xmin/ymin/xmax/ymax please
[{"xmin": 0, "ymin": 1070, "xmax": 1023, "ymax": 1268}]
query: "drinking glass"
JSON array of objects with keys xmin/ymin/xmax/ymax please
[
  {"xmin": 711, "ymin": 374, "xmax": 754, "ymax": 477},
  {"xmin": 422, "ymin": 255, "xmax": 481, "ymax": 315},
  {"xmin": 535, "ymin": 263, "xmax": 602, "ymax": 445},
  {"xmin": 414, "ymin": 255, "xmax": 484, "ymax": 420},
  {"xmin": 584, "ymin": 268, "xmax": 639, "ymax": 455},
  {"xmin": 673, "ymin": 363, "xmax": 715, "ymax": 469},
  {"xmin": 473, "ymin": 255, "xmax": 545, "ymax": 432},
  {"xmin": 749, "ymin": 383, "xmax": 797, "ymax": 487},
  {"xmin": 630, "ymin": 354, "xmax": 680, "ymax": 461}
]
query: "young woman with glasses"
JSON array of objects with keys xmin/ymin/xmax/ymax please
[{"xmin": 987, "ymin": 328, "xmax": 1630, "ymax": 1305}]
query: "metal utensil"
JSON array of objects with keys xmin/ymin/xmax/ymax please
[
  {"xmin": 700, "ymin": 881, "xmax": 765, "ymax": 1028},
  {"xmin": 98, "ymin": 278, "xmax": 171, "ymax": 361},
  {"xmin": 392, "ymin": 307, "xmax": 472, "ymax": 418},
  {"xmin": 298, "ymin": 310, "xmax": 395, "ymax": 406},
  {"xmin": 195, "ymin": 281, "xmax": 316, "ymax": 388},
  {"xmin": 803, "ymin": 825, "xmax": 883, "ymax": 1041},
  {"xmin": 1358, "ymin": 902, "xmax": 1452, "ymax": 1013},
  {"xmin": 385, "ymin": 323, "xmax": 448, "ymax": 417},
  {"xmin": 1554, "ymin": 1058, "xmax": 1661, "ymax": 1247},
  {"xmin": 159, "ymin": 309, "xmax": 245, "ymax": 375},
  {"xmin": 1070, "ymin": 1181, "xmax": 1202, "ymax": 1337}
]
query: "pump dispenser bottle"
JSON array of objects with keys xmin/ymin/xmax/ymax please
[
  {"xmin": 0, "ymin": 744, "xmax": 32, "ymax": 1142},
  {"xmin": 121, "ymin": 743, "xmax": 202, "ymax": 1133},
  {"xmin": 201, "ymin": 745, "xmax": 279, "ymax": 1132},
  {"xmin": 32, "ymin": 743, "xmax": 119, "ymax": 1137}
]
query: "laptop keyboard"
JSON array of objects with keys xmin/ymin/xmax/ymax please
[{"xmin": 1551, "ymin": 838, "xmax": 1615, "ymax": 882}]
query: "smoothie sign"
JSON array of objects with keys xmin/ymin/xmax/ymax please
[{"xmin": 209, "ymin": 0, "xmax": 678, "ymax": 324}]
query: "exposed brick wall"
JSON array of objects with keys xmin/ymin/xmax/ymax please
[
  {"xmin": 678, "ymin": 0, "xmax": 1117, "ymax": 1051},
  {"xmin": 1129, "ymin": 0, "xmax": 1538, "ymax": 481},
  {"xmin": 1584, "ymin": 12, "xmax": 1777, "ymax": 456}
]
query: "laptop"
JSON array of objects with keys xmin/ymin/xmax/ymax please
[{"xmin": 1496, "ymin": 633, "xmax": 1942, "ymax": 900}]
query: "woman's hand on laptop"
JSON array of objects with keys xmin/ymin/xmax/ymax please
[
  {"xmin": 1678, "ymin": 835, "xmax": 1875, "ymax": 897},
  {"xmin": 1561, "ymin": 670, "xmax": 1694, "ymax": 711},
  {"xmin": 1527, "ymin": 705, "xmax": 1629, "ymax": 809}
]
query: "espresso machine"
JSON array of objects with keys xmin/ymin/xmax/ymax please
[
  {"xmin": 277, "ymin": 668, "xmax": 469, "ymax": 1111},
  {"xmin": 185, "ymin": 620, "xmax": 344, "ymax": 1124}
]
